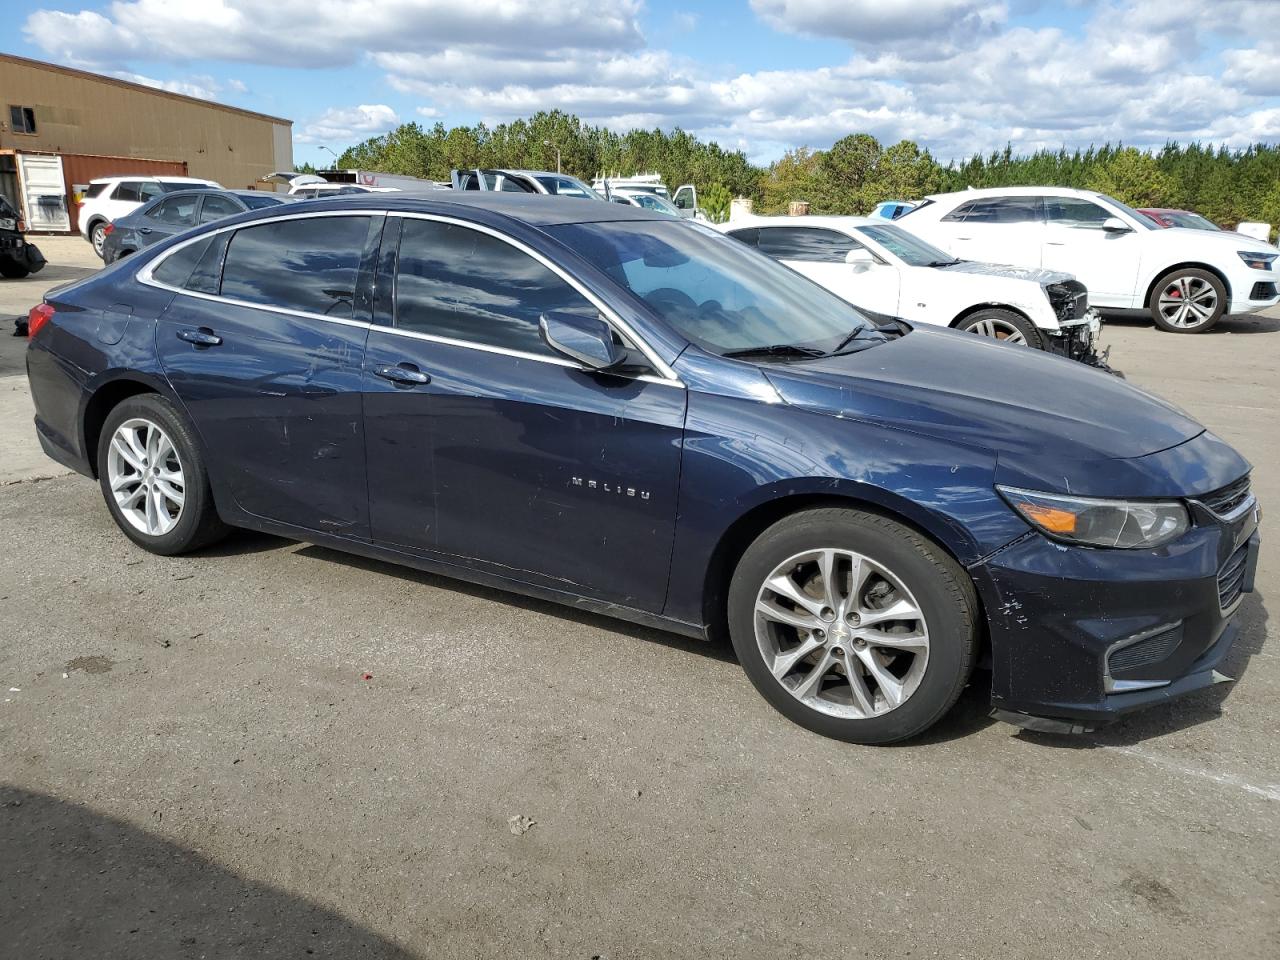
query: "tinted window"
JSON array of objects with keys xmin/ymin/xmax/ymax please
[
  {"xmin": 152, "ymin": 237, "xmax": 213, "ymax": 288},
  {"xmin": 725, "ymin": 227, "xmax": 761, "ymax": 247},
  {"xmin": 1044, "ymin": 197, "xmax": 1113, "ymax": 227},
  {"xmin": 221, "ymin": 216, "xmax": 372, "ymax": 319},
  {"xmin": 199, "ymin": 194, "xmax": 242, "ymax": 223},
  {"xmin": 139, "ymin": 182, "xmax": 165, "ymax": 202},
  {"xmin": 161, "ymin": 181, "xmax": 213, "ymax": 192},
  {"xmin": 942, "ymin": 197, "xmax": 1042, "ymax": 224},
  {"xmin": 84, "ymin": 182, "xmax": 109, "ymax": 199},
  {"xmin": 151, "ymin": 195, "xmax": 199, "ymax": 225},
  {"xmin": 241, "ymin": 193, "xmax": 284, "ymax": 209},
  {"xmin": 395, "ymin": 219, "xmax": 592, "ymax": 355},
  {"xmin": 113, "ymin": 182, "xmax": 143, "ymax": 203},
  {"xmin": 756, "ymin": 227, "xmax": 860, "ymax": 263}
]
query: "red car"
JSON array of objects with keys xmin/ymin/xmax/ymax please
[{"xmin": 1139, "ymin": 208, "xmax": 1222, "ymax": 231}]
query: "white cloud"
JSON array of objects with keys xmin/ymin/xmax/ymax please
[
  {"xmin": 226, "ymin": 78, "xmax": 249, "ymax": 94},
  {"xmin": 296, "ymin": 104, "xmax": 400, "ymax": 144},
  {"xmin": 112, "ymin": 71, "xmax": 221, "ymax": 101},
  {"xmin": 750, "ymin": 0, "xmax": 1008, "ymax": 45}
]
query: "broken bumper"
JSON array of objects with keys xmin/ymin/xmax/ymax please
[
  {"xmin": 1045, "ymin": 310, "xmax": 1109, "ymax": 369},
  {"xmin": 970, "ymin": 493, "xmax": 1260, "ymax": 730}
]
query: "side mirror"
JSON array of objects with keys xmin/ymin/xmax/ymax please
[
  {"xmin": 1101, "ymin": 217, "xmax": 1131, "ymax": 233},
  {"xmin": 539, "ymin": 311, "xmax": 623, "ymax": 371},
  {"xmin": 845, "ymin": 247, "xmax": 876, "ymax": 270}
]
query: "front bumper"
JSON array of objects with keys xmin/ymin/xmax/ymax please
[
  {"xmin": 1045, "ymin": 310, "xmax": 1109, "ymax": 369},
  {"xmin": 970, "ymin": 490, "xmax": 1260, "ymax": 728},
  {"xmin": 1227, "ymin": 265, "xmax": 1280, "ymax": 314}
]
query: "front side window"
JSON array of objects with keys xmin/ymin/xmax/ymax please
[
  {"xmin": 220, "ymin": 216, "xmax": 372, "ymax": 319},
  {"xmin": 395, "ymin": 218, "xmax": 593, "ymax": 355},
  {"xmin": 1044, "ymin": 197, "xmax": 1112, "ymax": 228},
  {"xmin": 199, "ymin": 194, "xmax": 243, "ymax": 223},
  {"xmin": 549, "ymin": 220, "xmax": 875, "ymax": 356},
  {"xmin": 755, "ymin": 227, "xmax": 860, "ymax": 263},
  {"xmin": 151, "ymin": 195, "xmax": 199, "ymax": 226}
]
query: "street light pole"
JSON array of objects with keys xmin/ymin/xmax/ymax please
[{"xmin": 543, "ymin": 139, "xmax": 561, "ymax": 174}]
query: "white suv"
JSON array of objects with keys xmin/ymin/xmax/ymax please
[
  {"xmin": 78, "ymin": 176, "xmax": 220, "ymax": 258},
  {"xmin": 902, "ymin": 186, "xmax": 1280, "ymax": 333}
]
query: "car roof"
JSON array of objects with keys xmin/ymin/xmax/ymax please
[
  {"xmin": 923, "ymin": 185, "xmax": 1102, "ymax": 202},
  {"xmin": 90, "ymin": 175, "xmax": 216, "ymax": 184},
  {"xmin": 722, "ymin": 214, "xmax": 880, "ymax": 231},
  {"xmin": 239, "ymin": 192, "xmax": 669, "ymax": 227},
  {"xmin": 151, "ymin": 188, "xmax": 284, "ymax": 200}
]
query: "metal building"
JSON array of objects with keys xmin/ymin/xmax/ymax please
[{"xmin": 0, "ymin": 53, "xmax": 293, "ymax": 233}]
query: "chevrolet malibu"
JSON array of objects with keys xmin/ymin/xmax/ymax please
[{"xmin": 25, "ymin": 195, "xmax": 1261, "ymax": 743}]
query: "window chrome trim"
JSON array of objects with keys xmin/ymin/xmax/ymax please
[
  {"xmin": 388, "ymin": 211, "xmax": 681, "ymax": 384},
  {"xmin": 137, "ymin": 207, "xmax": 685, "ymax": 387}
]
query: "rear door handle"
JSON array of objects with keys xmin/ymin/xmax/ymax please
[
  {"xmin": 139, "ymin": 227, "xmax": 153, "ymax": 234},
  {"xmin": 177, "ymin": 327, "xmax": 222, "ymax": 347},
  {"xmin": 375, "ymin": 363, "xmax": 431, "ymax": 385}
]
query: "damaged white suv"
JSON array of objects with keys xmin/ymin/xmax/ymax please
[{"xmin": 901, "ymin": 186, "xmax": 1280, "ymax": 333}]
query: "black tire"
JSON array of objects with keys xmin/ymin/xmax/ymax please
[
  {"xmin": 727, "ymin": 508, "xmax": 979, "ymax": 744},
  {"xmin": 955, "ymin": 308, "xmax": 1043, "ymax": 348},
  {"xmin": 0, "ymin": 257, "xmax": 30, "ymax": 279},
  {"xmin": 1148, "ymin": 267, "xmax": 1225, "ymax": 333},
  {"xmin": 90, "ymin": 221, "xmax": 108, "ymax": 259},
  {"xmin": 96, "ymin": 393, "xmax": 228, "ymax": 555}
]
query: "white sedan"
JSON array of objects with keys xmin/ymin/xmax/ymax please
[{"xmin": 719, "ymin": 215, "xmax": 1103, "ymax": 363}]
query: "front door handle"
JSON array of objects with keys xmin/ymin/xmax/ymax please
[
  {"xmin": 139, "ymin": 227, "xmax": 153, "ymax": 235},
  {"xmin": 177, "ymin": 327, "xmax": 222, "ymax": 347},
  {"xmin": 375, "ymin": 363, "xmax": 431, "ymax": 385}
]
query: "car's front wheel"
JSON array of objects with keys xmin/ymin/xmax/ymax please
[
  {"xmin": 90, "ymin": 221, "xmax": 108, "ymax": 259},
  {"xmin": 1149, "ymin": 267, "xmax": 1225, "ymax": 333},
  {"xmin": 728, "ymin": 508, "xmax": 979, "ymax": 744},
  {"xmin": 97, "ymin": 393, "xmax": 228, "ymax": 555},
  {"xmin": 955, "ymin": 308, "xmax": 1043, "ymax": 348}
]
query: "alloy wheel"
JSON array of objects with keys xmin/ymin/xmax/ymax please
[
  {"xmin": 1157, "ymin": 275, "xmax": 1218, "ymax": 328},
  {"xmin": 966, "ymin": 316, "xmax": 1027, "ymax": 343},
  {"xmin": 92, "ymin": 224, "xmax": 106, "ymax": 257},
  {"xmin": 106, "ymin": 418, "xmax": 186, "ymax": 536},
  {"xmin": 754, "ymin": 547, "xmax": 930, "ymax": 719}
]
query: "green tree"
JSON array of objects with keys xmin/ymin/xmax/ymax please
[
  {"xmin": 1084, "ymin": 147, "xmax": 1174, "ymax": 208},
  {"xmin": 700, "ymin": 183, "xmax": 733, "ymax": 223}
]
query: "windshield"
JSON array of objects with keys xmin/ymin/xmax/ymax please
[
  {"xmin": 534, "ymin": 175, "xmax": 604, "ymax": 201},
  {"xmin": 1166, "ymin": 211, "xmax": 1220, "ymax": 231},
  {"xmin": 1095, "ymin": 193, "xmax": 1156, "ymax": 230},
  {"xmin": 626, "ymin": 193, "xmax": 682, "ymax": 217},
  {"xmin": 548, "ymin": 220, "xmax": 877, "ymax": 356},
  {"xmin": 855, "ymin": 223, "xmax": 956, "ymax": 266}
]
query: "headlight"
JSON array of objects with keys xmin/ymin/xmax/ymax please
[
  {"xmin": 1238, "ymin": 250, "xmax": 1277, "ymax": 271},
  {"xmin": 997, "ymin": 486, "xmax": 1189, "ymax": 549}
]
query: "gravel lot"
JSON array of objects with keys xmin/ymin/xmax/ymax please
[{"xmin": 2, "ymin": 236, "xmax": 1277, "ymax": 959}]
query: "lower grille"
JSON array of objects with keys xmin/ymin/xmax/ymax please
[
  {"xmin": 1218, "ymin": 543, "xmax": 1250, "ymax": 611},
  {"xmin": 1199, "ymin": 474, "xmax": 1251, "ymax": 516},
  {"xmin": 1108, "ymin": 624, "xmax": 1183, "ymax": 674},
  {"xmin": 1249, "ymin": 281, "xmax": 1277, "ymax": 301}
]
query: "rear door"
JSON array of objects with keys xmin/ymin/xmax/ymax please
[
  {"xmin": 362, "ymin": 214, "xmax": 687, "ymax": 611},
  {"xmin": 154, "ymin": 212, "xmax": 381, "ymax": 535},
  {"xmin": 931, "ymin": 196, "xmax": 1045, "ymax": 267},
  {"xmin": 145, "ymin": 194, "xmax": 200, "ymax": 244}
]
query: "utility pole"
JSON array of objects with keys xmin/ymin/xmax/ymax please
[{"xmin": 543, "ymin": 140, "xmax": 561, "ymax": 173}]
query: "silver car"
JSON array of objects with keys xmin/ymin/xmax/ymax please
[{"xmin": 101, "ymin": 189, "xmax": 292, "ymax": 264}]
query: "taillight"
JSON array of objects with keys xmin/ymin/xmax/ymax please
[
  {"xmin": 16, "ymin": 219, "xmax": 25, "ymax": 233},
  {"xmin": 27, "ymin": 303, "xmax": 54, "ymax": 339},
  {"xmin": 103, "ymin": 223, "xmax": 114, "ymax": 236}
]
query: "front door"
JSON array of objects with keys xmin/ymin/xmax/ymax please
[
  {"xmin": 756, "ymin": 225, "xmax": 902, "ymax": 315},
  {"xmin": 156, "ymin": 213, "xmax": 381, "ymax": 535},
  {"xmin": 1040, "ymin": 195, "xmax": 1144, "ymax": 307},
  {"xmin": 362, "ymin": 215, "xmax": 686, "ymax": 612}
]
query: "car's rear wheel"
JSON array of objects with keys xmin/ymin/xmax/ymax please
[
  {"xmin": 1149, "ymin": 268, "xmax": 1225, "ymax": 333},
  {"xmin": 727, "ymin": 508, "xmax": 979, "ymax": 744},
  {"xmin": 90, "ymin": 221, "xmax": 108, "ymax": 259},
  {"xmin": 97, "ymin": 393, "xmax": 228, "ymax": 555},
  {"xmin": 0, "ymin": 257, "xmax": 30, "ymax": 279},
  {"xmin": 955, "ymin": 308, "xmax": 1043, "ymax": 348}
]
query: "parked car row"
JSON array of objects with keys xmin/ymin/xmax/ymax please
[{"xmin": 24, "ymin": 192, "xmax": 1262, "ymax": 745}]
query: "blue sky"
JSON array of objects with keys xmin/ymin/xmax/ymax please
[{"xmin": 13, "ymin": 1, "xmax": 1280, "ymax": 169}]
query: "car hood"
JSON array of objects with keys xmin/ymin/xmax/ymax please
[
  {"xmin": 761, "ymin": 325, "xmax": 1202, "ymax": 467},
  {"xmin": 1153, "ymin": 225, "xmax": 1279, "ymax": 254},
  {"xmin": 938, "ymin": 260, "xmax": 1073, "ymax": 284}
]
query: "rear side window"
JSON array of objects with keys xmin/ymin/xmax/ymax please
[
  {"xmin": 395, "ymin": 218, "xmax": 592, "ymax": 355},
  {"xmin": 84, "ymin": 182, "xmax": 109, "ymax": 199},
  {"xmin": 113, "ymin": 181, "xmax": 143, "ymax": 203},
  {"xmin": 139, "ymin": 182, "xmax": 165, "ymax": 202},
  {"xmin": 199, "ymin": 194, "xmax": 242, "ymax": 223},
  {"xmin": 220, "ymin": 216, "xmax": 372, "ymax": 319},
  {"xmin": 152, "ymin": 236, "xmax": 214, "ymax": 288},
  {"xmin": 942, "ymin": 197, "xmax": 1042, "ymax": 224},
  {"xmin": 756, "ymin": 227, "xmax": 860, "ymax": 263},
  {"xmin": 152, "ymin": 196, "xmax": 198, "ymax": 225}
]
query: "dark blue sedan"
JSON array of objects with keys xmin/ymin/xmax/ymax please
[{"xmin": 23, "ymin": 194, "xmax": 1261, "ymax": 743}]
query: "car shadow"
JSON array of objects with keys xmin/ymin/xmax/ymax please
[
  {"xmin": 291, "ymin": 541, "xmax": 741, "ymax": 665},
  {"xmin": 1016, "ymin": 589, "xmax": 1268, "ymax": 749},
  {"xmin": 0, "ymin": 785, "xmax": 415, "ymax": 958},
  {"xmin": 1102, "ymin": 312, "xmax": 1280, "ymax": 335}
]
